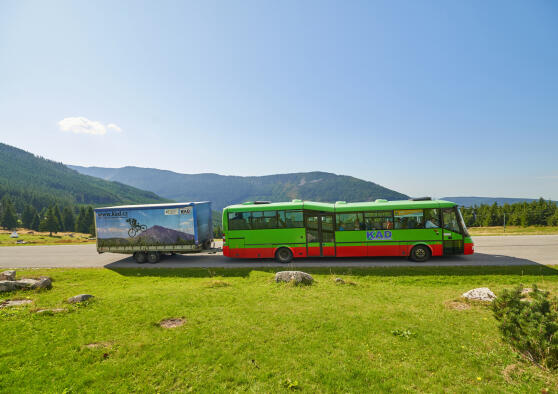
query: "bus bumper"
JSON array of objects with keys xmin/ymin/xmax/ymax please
[{"xmin": 464, "ymin": 242, "xmax": 474, "ymax": 255}]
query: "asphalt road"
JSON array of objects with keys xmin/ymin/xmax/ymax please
[{"xmin": 0, "ymin": 235, "xmax": 556, "ymax": 269}]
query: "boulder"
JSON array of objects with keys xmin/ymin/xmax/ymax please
[
  {"xmin": 0, "ymin": 270, "xmax": 16, "ymax": 281},
  {"xmin": 334, "ymin": 278, "xmax": 345, "ymax": 284},
  {"xmin": 275, "ymin": 271, "xmax": 314, "ymax": 285},
  {"xmin": 0, "ymin": 281, "xmax": 17, "ymax": 292},
  {"xmin": 462, "ymin": 287, "xmax": 496, "ymax": 302},
  {"xmin": 34, "ymin": 277, "xmax": 52, "ymax": 290},
  {"xmin": 14, "ymin": 278, "xmax": 39, "ymax": 289},
  {"xmin": 68, "ymin": 294, "xmax": 94, "ymax": 303}
]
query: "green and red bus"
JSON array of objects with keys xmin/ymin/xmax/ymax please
[{"xmin": 222, "ymin": 198, "xmax": 473, "ymax": 263}]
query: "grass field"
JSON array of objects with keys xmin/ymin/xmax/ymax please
[
  {"xmin": 468, "ymin": 225, "xmax": 558, "ymax": 236},
  {"xmin": 0, "ymin": 229, "xmax": 94, "ymax": 246},
  {"xmin": 2, "ymin": 266, "xmax": 558, "ymax": 392}
]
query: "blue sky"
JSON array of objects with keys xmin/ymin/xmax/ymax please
[{"xmin": 1, "ymin": 1, "xmax": 557, "ymax": 199}]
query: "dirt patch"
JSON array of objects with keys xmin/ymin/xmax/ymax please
[
  {"xmin": 0, "ymin": 299, "xmax": 33, "ymax": 308},
  {"xmin": 85, "ymin": 342, "xmax": 112, "ymax": 349},
  {"xmin": 35, "ymin": 308, "xmax": 66, "ymax": 314},
  {"xmin": 206, "ymin": 280, "xmax": 230, "ymax": 288},
  {"xmin": 160, "ymin": 318, "xmax": 186, "ymax": 328},
  {"xmin": 445, "ymin": 300, "xmax": 471, "ymax": 311},
  {"xmin": 502, "ymin": 364, "xmax": 518, "ymax": 384}
]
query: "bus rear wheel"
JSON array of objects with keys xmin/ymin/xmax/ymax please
[
  {"xmin": 275, "ymin": 247, "xmax": 293, "ymax": 264},
  {"xmin": 133, "ymin": 252, "xmax": 147, "ymax": 264},
  {"xmin": 410, "ymin": 245, "xmax": 431, "ymax": 262},
  {"xmin": 147, "ymin": 251, "xmax": 160, "ymax": 264}
]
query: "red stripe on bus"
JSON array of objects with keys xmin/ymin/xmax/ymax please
[
  {"xmin": 464, "ymin": 242, "xmax": 474, "ymax": 255},
  {"xmin": 225, "ymin": 242, "xmax": 456, "ymax": 259}
]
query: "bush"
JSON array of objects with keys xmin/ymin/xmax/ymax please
[{"xmin": 492, "ymin": 285, "xmax": 558, "ymax": 369}]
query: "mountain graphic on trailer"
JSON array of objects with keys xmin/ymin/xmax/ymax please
[{"xmin": 137, "ymin": 225, "xmax": 194, "ymax": 244}]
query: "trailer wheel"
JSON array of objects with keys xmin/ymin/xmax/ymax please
[
  {"xmin": 202, "ymin": 239, "xmax": 212, "ymax": 250},
  {"xmin": 275, "ymin": 247, "xmax": 293, "ymax": 264},
  {"xmin": 410, "ymin": 245, "xmax": 431, "ymax": 262},
  {"xmin": 147, "ymin": 251, "xmax": 160, "ymax": 264},
  {"xmin": 133, "ymin": 252, "xmax": 147, "ymax": 264}
]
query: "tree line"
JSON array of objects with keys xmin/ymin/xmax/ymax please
[
  {"xmin": 0, "ymin": 195, "xmax": 95, "ymax": 235},
  {"xmin": 461, "ymin": 198, "xmax": 558, "ymax": 227}
]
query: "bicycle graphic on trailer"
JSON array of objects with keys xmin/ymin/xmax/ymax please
[{"xmin": 126, "ymin": 218, "xmax": 147, "ymax": 237}]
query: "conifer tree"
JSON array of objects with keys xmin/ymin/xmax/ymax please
[
  {"xmin": 0, "ymin": 199, "xmax": 18, "ymax": 230},
  {"xmin": 76, "ymin": 207, "xmax": 87, "ymax": 233},
  {"xmin": 30, "ymin": 212, "xmax": 40, "ymax": 231},
  {"xmin": 53, "ymin": 205, "xmax": 63, "ymax": 231},
  {"xmin": 22, "ymin": 204, "xmax": 35, "ymax": 229},
  {"xmin": 62, "ymin": 207, "xmax": 75, "ymax": 232},
  {"xmin": 40, "ymin": 206, "xmax": 60, "ymax": 236}
]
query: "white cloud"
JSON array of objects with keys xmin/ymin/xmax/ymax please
[
  {"xmin": 58, "ymin": 117, "xmax": 123, "ymax": 135},
  {"xmin": 107, "ymin": 123, "xmax": 122, "ymax": 133}
]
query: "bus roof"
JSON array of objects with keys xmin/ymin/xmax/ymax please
[{"xmin": 223, "ymin": 199, "xmax": 456, "ymax": 212}]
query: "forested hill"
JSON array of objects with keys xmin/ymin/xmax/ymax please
[
  {"xmin": 442, "ymin": 196, "xmax": 556, "ymax": 207},
  {"xmin": 69, "ymin": 166, "xmax": 409, "ymax": 210},
  {"xmin": 0, "ymin": 143, "xmax": 169, "ymax": 213}
]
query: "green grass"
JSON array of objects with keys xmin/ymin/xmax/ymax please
[
  {"xmin": 0, "ymin": 231, "xmax": 94, "ymax": 246},
  {"xmin": 2, "ymin": 266, "xmax": 558, "ymax": 392},
  {"xmin": 469, "ymin": 226, "xmax": 558, "ymax": 236}
]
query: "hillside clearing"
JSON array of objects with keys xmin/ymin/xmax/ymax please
[
  {"xmin": 2, "ymin": 266, "xmax": 558, "ymax": 392},
  {"xmin": 0, "ymin": 229, "xmax": 94, "ymax": 246}
]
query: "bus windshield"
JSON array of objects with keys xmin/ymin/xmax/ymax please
[{"xmin": 457, "ymin": 207, "xmax": 470, "ymax": 237}]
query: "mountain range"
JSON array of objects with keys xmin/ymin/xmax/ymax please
[
  {"xmin": 137, "ymin": 225, "xmax": 194, "ymax": 244},
  {"xmin": 69, "ymin": 165, "xmax": 409, "ymax": 210},
  {"xmin": 0, "ymin": 143, "xmax": 169, "ymax": 211}
]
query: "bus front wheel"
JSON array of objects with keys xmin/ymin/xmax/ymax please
[
  {"xmin": 410, "ymin": 245, "xmax": 431, "ymax": 262},
  {"xmin": 275, "ymin": 247, "xmax": 293, "ymax": 264}
]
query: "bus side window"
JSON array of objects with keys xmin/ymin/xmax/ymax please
[
  {"xmin": 263, "ymin": 210, "xmax": 277, "ymax": 228},
  {"xmin": 285, "ymin": 211, "xmax": 303, "ymax": 228},
  {"xmin": 228, "ymin": 212, "xmax": 251, "ymax": 230},
  {"xmin": 336, "ymin": 213, "xmax": 364, "ymax": 231},
  {"xmin": 365, "ymin": 211, "xmax": 393, "ymax": 230},
  {"xmin": 251, "ymin": 211, "xmax": 264, "ymax": 229},
  {"xmin": 424, "ymin": 209, "xmax": 441, "ymax": 228},
  {"xmin": 277, "ymin": 211, "xmax": 287, "ymax": 228},
  {"xmin": 394, "ymin": 210, "xmax": 424, "ymax": 229}
]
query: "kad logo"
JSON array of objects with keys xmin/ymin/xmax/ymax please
[{"xmin": 366, "ymin": 230, "xmax": 392, "ymax": 241}]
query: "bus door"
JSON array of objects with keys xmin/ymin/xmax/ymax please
[
  {"xmin": 442, "ymin": 208, "xmax": 464, "ymax": 255},
  {"xmin": 305, "ymin": 214, "xmax": 335, "ymax": 257}
]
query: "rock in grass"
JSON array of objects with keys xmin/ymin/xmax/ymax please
[
  {"xmin": 462, "ymin": 288, "xmax": 496, "ymax": 302},
  {"xmin": 334, "ymin": 278, "xmax": 345, "ymax": 284},
  {"xmin": 14, "ymin": 279, "xmax": 39, "ymax": 289},
  {"xmin": 68, "ymin": 294, "xmax": 94, "ymax": 303},
  {"xmin": 275, "ymin": 271, "xmax": 314, "ymax": 285},
  {"xmin": 0, "ymin": 299, "xmax": 32, "ymax": 308},
  {"xmin": 0, "ymin": 281, "xmax": 17, "ymax": 292},
  {"xmin": 0, "ymin": 270, "xmax": 16, "ymax": 281},
  {"xmin": 33, "ymin": 277, "xmax": 52, "ymax": 290}
]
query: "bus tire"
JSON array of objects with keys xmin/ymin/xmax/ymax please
[
  {"xmin": 275, "ymin": 247, "xmax": 293, "ymax": 264},
  {"xmin": 133, "ymin": 252, "xmax": 147, "ymax": 264},
  {"xmin": 147, "ymin": 251, "xmax": 160, "ymax": 264},
  {"xmin": 410, "ymin": 245, "xmax": 431, "ymax": 262}
]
